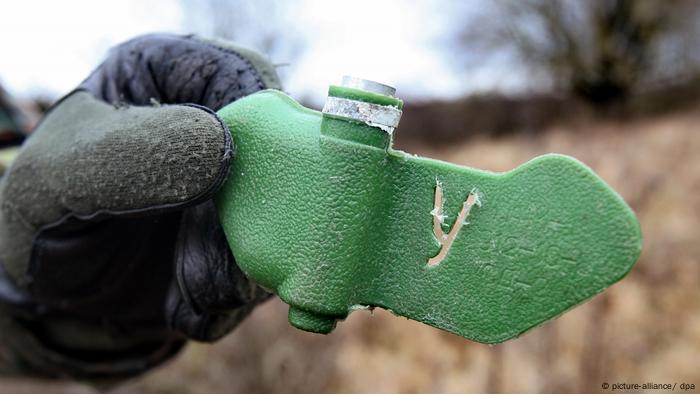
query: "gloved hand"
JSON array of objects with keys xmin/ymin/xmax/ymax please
[{"xmin": 0, "ymin": 33, "xmax": 280, "ymax": 379}]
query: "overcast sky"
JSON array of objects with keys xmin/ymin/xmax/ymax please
[{"xmin": 0, "ymin": 0, "xmax": 525, "ymax": 104}]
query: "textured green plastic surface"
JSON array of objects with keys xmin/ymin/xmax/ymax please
[{"xmin": 215, "ymin": 89, "xmax": 641, "ymax": 343}]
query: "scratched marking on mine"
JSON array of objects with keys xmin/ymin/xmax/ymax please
[{"xmin": 427, "ymin": 181, "xmax": 480, "ymax": 266}]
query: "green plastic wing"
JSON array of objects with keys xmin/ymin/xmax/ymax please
[{"xmin": 215, "ymin": 89, "xmax": 641, "ymax": 343}]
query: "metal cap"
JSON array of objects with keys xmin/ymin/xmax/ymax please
[{"xmin": 340, "ymin": 76, "xmax": 396, "ymax": 97}]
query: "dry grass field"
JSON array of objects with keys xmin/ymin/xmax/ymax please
[{"xmin": 1, "ymin": 106, "xmax": 698, "ymax": 394}]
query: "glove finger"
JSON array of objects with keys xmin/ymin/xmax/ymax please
[
  {"xmin": 166, "ymin": 285, "xmax": 266, "ymax": 342},
  {"xmin": 166, "ymin": 201, "xmax": 271, "ymax": 341},
  {"xmin": 0, "ymin": 90, "xmax": 230, "ymax": 295},
  {"xmin": 80, "ymin": 33, "xmax": 281, "ymax": 110}
]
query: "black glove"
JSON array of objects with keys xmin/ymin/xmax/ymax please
[{"xmin": 0, "ymin": 33, "xmax": 280, "ymax": 380}]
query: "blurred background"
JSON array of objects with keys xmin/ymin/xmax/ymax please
[{"xmin": 1, "ymin": 0, "xmax": 699, "ymax": 393}]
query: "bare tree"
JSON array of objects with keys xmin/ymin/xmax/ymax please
[{"xmin": 457, "ymin": 0, "xmax": 700, "ymax": 104}]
